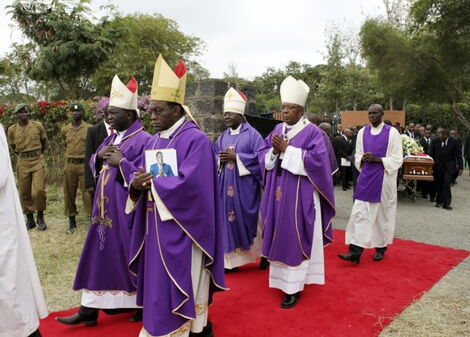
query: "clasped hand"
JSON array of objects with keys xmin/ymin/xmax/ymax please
[
  {"xmin": 219, "ymin": 147, "xmax": 236, "ymax": 163},
  {"xmin": 101, "ymin": 145, "xmax": 123, "ymax": 167},
  {"xmin": 362, "ymin": 152, "xmax": 381, "ymax": 163},
  {"xmin": 272, "ymin": 134, "xmax": 288, "ymax": 154},
  {"xmin": 131, "ymin": 167, "xmax": 153, "ymax": 192}
]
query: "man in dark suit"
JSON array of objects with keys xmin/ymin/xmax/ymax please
[
  {"xmin": 84, "ymin": 109, "xmax": 111, "ymax": 198},
  {"xmin": 404, "ymin": 122, "xmax": 418, "ymax": 139},
  {"xmin": 338, "ymin": 127, "xmax": 354, "ymax": 190},
  {"xmin": 450, "ymin": 129, "xmax": 463, "ymax": 185},
  {"xmin": 464, "ymin": 133, "xmax": 470, "ymax": 176},
  {"xmin": 149, "ymin": 151, "xmax": 174, "ymax": 177},
  {"xmin": 429, "ymin": 129, "xmax": 463, "ymax": 210},
  {"xmin": 418, "ymin": 128, "xmax": 435, "ymax": 200}
]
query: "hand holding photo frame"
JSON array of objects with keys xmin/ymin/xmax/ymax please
[{"xmin": 145, "ymin": 149, "xmax": 178, "ymax": 178}]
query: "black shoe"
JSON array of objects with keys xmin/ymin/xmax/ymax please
[
  {"xmin": 66, "ymin": 216, "xmax": 77, "ymax": 234},
  {"xmin": 337, "ymin": 253, "xmax": 360, "ymax": 264},
  {"xmin": 55, "ymin": 312, "xmax": 97, "ymax": 326},
  {"xmin": 129, "ymin": 309, "xmax": 142, "ymax": 322},
  {"xmin": 26, "ymin": 213, "xmax": 37, "ymax": 230},
  {"xmin": 442, "ymin": 205, "xmax": 453, "ymax": 210},
  {"xmin": 37, "ymin": 211, "xmax": 47, "ymax": 231},
  {"xmin": 189, "ymin": 321, "xmax": 213, "ymax": 337},
  {"xmin": 224, "ymin": 267, "xmax": 239, "ymax": 273},
  {"xmin": 373, "ymin": 251, "xmax": 385, "ymax": 261},
  {"xmin": 435, "ymin": 203, "xmax": 442, "ymax": 208},
  {"xmin": 28, "ymin": 329, "xmax": 42, "ymax": 337},
  {"xmin": 281, "ymin": 292, "xmax": 301, "ymax": 309},
  {"xmin": 259, "ymin": 257, "xmax": 269, "ymax": 270}
]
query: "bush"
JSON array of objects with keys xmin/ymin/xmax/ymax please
[{"xmin": 0, "ymin": 96, "xmax": 154, "ymax": 184}]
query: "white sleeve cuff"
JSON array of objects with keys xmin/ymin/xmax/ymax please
[
  {"xmin": 280, "ymin": 145, "xmax": 308, "ymax": 176},
  {"xmin": 264, "ymin": 148, "xmax": 277, "ymax": 171},
  {"xmin": 151, "ymin": 183, "xmax": 174, "ymax": 221},
  {"xmin": 236, "ymin": 154, "xmax": 251, "ymax": 176}
]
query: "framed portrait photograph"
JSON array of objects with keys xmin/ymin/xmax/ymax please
[{"xmin": 145, "ymin": 149, "xmax": 178, "ymax": 178}]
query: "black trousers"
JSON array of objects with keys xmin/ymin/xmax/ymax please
[
  {"xmin": 28, "ymin": 329, "xmax": 41, "ymax": 337},
  {"xmin": 340, "ymin": 165, "xmax": 352, "ymax": 189},
  {"xmin": 350, "ymin": 244, "xmax": 387, "ymax": 255},
  {"xmin": 79, "ymin": 306, "xmax": 140, "ymax": 319},
  {"xmin": 435, "ymin": 169, "xmax": 454, "ymax": 207}
]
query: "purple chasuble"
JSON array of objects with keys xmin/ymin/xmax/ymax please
[
  {"xmin": 353, "ymin": 124, "xmax": 392, "ymax": 202},
  {"xmin": 213, "ymin": 122, "xmax": 264, "ymax": 253},
  {"xmin": 73, "ymin": 120, "xmax": 151, "ymax": 292},
  {"xmin": 322, "ymin": 130, "xmax": 339, "ymax": 174},
  {"xmin": 259, "ymin": 122, "xmax": 335, "ymax": 267},
  {"xmin": 126, "ymin": 121, "xmax": 227, "ymax": 336}
]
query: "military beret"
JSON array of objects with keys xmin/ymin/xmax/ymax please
[
  {"xmin": 13, "ymin": 103, "xmax": 28, "ymax": 114},
  {"xmin": 69, "ymin": 102, "xmax": 85, "ymax": 111}
]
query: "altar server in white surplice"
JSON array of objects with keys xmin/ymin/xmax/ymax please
[
  {"xmin": 338, "ymin": 104, "xmax": 403, "ymax": 263},
  {"xmin": 0, "ymin": 123, "xmax": 48, "ymax": 337}
]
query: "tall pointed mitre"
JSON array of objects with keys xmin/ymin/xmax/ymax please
[
  {"xmin": 224, "ymin": 87, "xmax": 247, "ymax": 115},
  {"xmin": 150, "ymin": 54, "xmax": 186, "ymax": 105},
  {"xmin": 109, "ymin": 75, "xmax": 138, "ymax": 110},
  {"xmin": 280, "ymin": 75, "xmax": 309, "ymax": 107}
]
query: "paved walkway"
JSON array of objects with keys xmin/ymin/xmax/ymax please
[{"xmin": 333, "ymin": 172, "xmax": 470, "ymax": 336}]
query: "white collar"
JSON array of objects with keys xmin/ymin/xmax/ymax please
[
  {"xmin": 104, "ymin": 121, "xmax": 112, "ymax": 136},
  {"xmin": 160, "ymin": 116, "xmax": 186, "ymax": 139},
  {"xmin": 282, "ymin": 117, "xmax": 309, "ymax": 141},
  {"xmin": 229, "ymin": 123, "xmax": 242, "ymax": 135}
]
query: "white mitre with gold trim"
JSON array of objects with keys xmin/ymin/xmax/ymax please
[
  {"xmin": 280, "ymin": 75, "xmax": 309, "ymax": 107},
  {"xmin": 109, "ymin": 75, "xmax": 138, "ymax": 110},
  {"xmin": 224, "ymin": 87, "xmax": 247, "ymax": 115},
  {"xmin": 150, "ymin": 54, "xmax": 186, "ymax": 105}
]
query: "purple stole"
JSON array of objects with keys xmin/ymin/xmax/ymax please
[
  {"xmin": 73, "ymin": 120, "xmax": 151, "ymax": 292},
  {"xmin": 353, "ymin": 124, "xmax": 392, "ymax": 202},
  {"xmin": 213, "ymin": 123, "xmax": 264, "ymax": 253}
]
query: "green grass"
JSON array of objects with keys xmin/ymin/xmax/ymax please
[{"xmin": 28, "ymin": 184, "xmax": 91, "ymax": 312}]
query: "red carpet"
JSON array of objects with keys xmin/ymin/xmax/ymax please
[{"xmin": 41, "ymin": 230, "xmax": 469, "ymax": 337}]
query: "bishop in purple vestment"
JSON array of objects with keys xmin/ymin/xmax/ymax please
[
  {"xmin": 213, "ymin": 88, "xmax": 264, "ymax": 271},
  {"xmin": 57, "ymin": 76, "xmax": 150, "ymax": 326},
  {"xmin": 259, "ymin": 76, "xmax": 335, "ymax": 309},
  {"xmin": 126, "ymin": 55, "xmax": 226, "ymax": 337}
]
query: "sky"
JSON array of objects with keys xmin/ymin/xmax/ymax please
[{"xmin": 0, "ymin": 0, "xmax": 387, "ymax": 79}]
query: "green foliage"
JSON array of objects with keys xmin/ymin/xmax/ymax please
[
  {"xmin": 360, "ymin": 18, "xmax": 417, "ymax": 109},
  {"xmin": 92, "ymin": 13, "xmax": 206, "ymax": 95},
  {"xmin": 406, "ymin": 102, "xmax": 470, "ymax": 132},
  {"xmin": 1, "ymin": 99, "xmax": 95, "ymax": 183},
  {"xmin": 8, "ymin": 0, "xmax": 123, "ymax": 99},
  {"xmin": 360, "ymin": 0, "xmax": 470, "ymax": 129}
]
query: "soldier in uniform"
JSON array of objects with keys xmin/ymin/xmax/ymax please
[
  {"xmin": 61, "ymin": 102, "xmax": 92, "ymax": 233},
  {"xmin": 7, "ymin": 103, "xmax": 48, "ymax": 230}
]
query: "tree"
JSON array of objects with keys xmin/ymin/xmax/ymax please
[
  {"xmin": 360, "ymin": 19, "xmax": 421, "ymax": 110},
  {"xmin": 317, "ymin": 29, "xmax": 347, "ymax": 113},
  {"xmin": 8, "ymin": 0, "xmax": 123, "ymax": 99},
  {"xmin": 410, "ymin": 0, "xmax": 470, "ymax": 129},
  {"xmin": 92, "ymin": 13, "xmax": 206, "ymax": 95},
  {"xmin": 360, "ymin": 0, "xmax": 470, "ymax": 129}
]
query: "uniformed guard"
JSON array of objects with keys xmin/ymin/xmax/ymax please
[
  {"xmin": 61, "ymin": 102, "xmax": 92, "ymax": 233},
  {"xmin": 7, "ymin": 103, "xmax": 48, "ymax": 230}
]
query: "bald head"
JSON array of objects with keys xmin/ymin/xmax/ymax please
[
  {"xmin": 319, "ymin": 122, "xmax": 332, "ymax": 136},
  {"xmin": 307, "ymin": 113, "xmax": 320, "ymax": 125},
  {"xmin": 368, "ymin": 104, "xmax": 384, "ymax": 127}
]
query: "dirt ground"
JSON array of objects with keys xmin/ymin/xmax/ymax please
[{"xmin": 28, "ymin": 171, "xmax": 470, "ymax": 336}]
